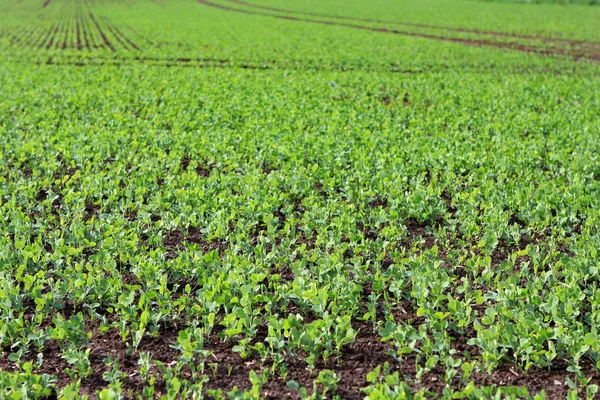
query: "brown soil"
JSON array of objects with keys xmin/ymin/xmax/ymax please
[
  {"xmin": 83, "ymin": 199, "xmax": 100, "ymax": 221},
  {"xmin": 369, "ymin": 196, "xmax": 389, "ymax": 208},
  {"xmin": 196, "ymin": 163, "xmax": 213, "ymax": 177},
  {"xmin": 2, "ymin": 315, "xmax": 595, "ymax": 398},
  {"xmin": 162, "ymin": 226, "xmax": 228, "ymax": 259}
]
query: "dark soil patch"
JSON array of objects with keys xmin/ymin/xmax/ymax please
[
  {"xmin": 479, "ymin": 358, "xmax": 600, "ymax": 399},
  {"xmin": 357, "ymin": 223, "xmax": 378, "ymax": 240},
  {"xmin": 181, "ymin": 156, "xmax": 191, "ymax": 170},
  {"xmin": 293, "ymin": 228, "xmax": 316, "ymax": 251},
  {"xmin": 125, "ymin": 210, "xmax": 137, "ymax": 221},
  {"xmin": 36, "ymin": 188, "xmax": 48, "ymax": 201},
  {"xmin": 441, "ymin": 190, "xmax": 457, "ymax": 215},
  {"xmin": 403, "ymin": 219, "xmax": 436, "ymax": 249},
  {"xmin": 262, "ymin": 161, "xmax": 275, "ymax": 175},
  {"xmin": 379, "ymin": 93, "xmax": 396, "ymax": 106},
  {"xmin": 313, "ymin": 181, "xmax": 328, "ymax": 199},
  {"xmin": 381, "ymin": 252, "xmax": 394, "ymax": 269},
  {"xmin": 273, "ymin": 208, "xmax": 287, "ymax": 227},
  {"xmin": 84, "ymin": 200, "xmax": 99, "ymax": 221},
  {"xmin": 369, "ymin": 196, "xmax": 388, "ymax": 209},
  {"xmin": 163, "ymin": 227, "xmax": 228, "ymax": 259},
  {"xmin": 196, "ymin": 163, "xmax": 212, "ymax": 177},
  {"xmin": 0, "ymin": 319, "xmax": 181, "ymax": 397}
]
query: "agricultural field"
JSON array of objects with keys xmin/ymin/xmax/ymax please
[{"xmin": 1, "ymin": 0, "xmax": 600, "ymax": 398}]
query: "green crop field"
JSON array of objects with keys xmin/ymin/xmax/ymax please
[{"xmin": 1, "ymin": 0, "xmax": 600, "ymax": 398}]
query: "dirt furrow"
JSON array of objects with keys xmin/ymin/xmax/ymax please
[
  {"xmin": 102, "ymin": 18, "xmax": 131, "ymax": 50},
  {"xmin": 9, "ymin": 26, "xmax": 30, "ymax": 46},
  {"xmin": 197, "ymin": 0, "xmax": 600, "ymax": 63},
  {"xmin": 15, "ymin": 25, "xmax": 40, "ymax": 48},
  {"xmin": 102, "ymin": 17, "xmax": 141, "ymax": 50},
  {"xmin": 42, "ymin": 17, "xmax": 61, "ymax": 49},
  {"xmin": 88, "ymin": 11, "xmax": 115, "ymax": 51},
  {"xmin": 60, "ymin": 12, "xmax": 70, "ymax": 49},
  {"xmin": 223, "ymin": 0, "xmax": 600, "ymax": 49},
  {"xmin": 38, "ymin": 54, "xmax": 577, "ymax": 76},
  {"xmin": 32, "ymin": 24, "xmax": 52, "ymax": 49},
  {"xmin": 124, "ymin": 25, "xmax": 154, "ymax": 47},
  {"xmin": 24, "ymin": 25, "xmax": 47, "ymax": 48},
  {"xmin": 75, "ymin": 8, "xmax": 82, "ymax": 49},
  {"xmin": 79, "ymin": 8, "xmax": 97, "ymax": 49},
  {"xmin": 47, "ymin": 12, "xmax": 64, "ymax": 50}
]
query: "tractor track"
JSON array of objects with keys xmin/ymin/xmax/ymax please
[
  {"xmin": 45, "ymin": 13, "xmax": 64, "ymax": 50},
  {"xmin": 80, "ymin": 8, "xmax": 98, "ymax": 49},
  {"xmin": 23, "ymin": 25, "xmax": 45, "ymax": 48},
  {"xmin": 35, "ymin": 54, "xmax": 582, "ymax": 77},
  {"xmin": 88, "ymin": 10, "xmax": 115, "ymax": 51},
  {"xmin": 196, "ymin": 0, "xmax": 600, "ymax": 63},
  {"xmin": 32, "ymin": 25, "xmax": 51, "ymax": 49},
  {"xmin": 75, "ymin": 8, "xmax": 82, "ymax": 49},
  {"xmin": 101, "ymin": 17, "xmax": 131, "ymax": 50},
  {"xmin": 9, "ymin": 26, "xmax": 30, "ymax": 46},
  {"xmin": 223, "ymin": 0, "xmax": 600, "ymax": 49},
  {"xmin": 101, "ymin": 16, "xmax": 141, "ymax": 51},
  {"xmin": 13, "ymin": 25, "xmax": 37, "ymax": 48},
  {"xmin": 61, "ymin": 11, "xmax": 71, "ymax": 49}
]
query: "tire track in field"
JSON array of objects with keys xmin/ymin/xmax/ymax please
[
  {"xmin": 50, "ymin": 11, "xmax": 66, "ymax": 49},
  {"xmin": 224, "ymin": 0, "xmax": 600, "ymax": 49},
  {"xmin": 38, "ymin": 54, "xmax": 579, "ymax": 76},
  {"xmin": 15, "ymin": 25, "xmax": 34, "ymax": 47},
  {"xmin": 29, "ymin": 25, "xmax": 48, "ymax": 48},
  {"xmin": 125, "ymin": 25, "xmax": 155, "ymax": 47},
  {"xmin": 88, "ymin": 10, "xmax": 115, "ymax": 51},
  {"xmin": 23, "ymin": 25, "xmax": 45, "ymax": 48},
  {"xmin": 14, "ymin": 26, "xmax": 38, "ymax": 47},
  {"xmin": 32, "ymin": 24, "xmax": 51, "ymax": 49},
  {"xmin": 61, "ymin": 12, "xmax": 71, "ymax": 49},
  {"xmin": 44, "ymin": 14, "xmax": 63, "ymax": 49},
  {"xmin": 75, "ymin": 8, "xmax": 82, "ymax": 49},
  {"xmin": 78, "ymin": 9, "xmax": 91, "ymax": 50},
  {"xmin": 14, "ymin": 25, "xmax": 38, "ymax": 48},
  {"xmin": 196, "ymin": 0, "xmax": 600, "ymax": 63},
  {"xmin": 80, "ymin": 8, "xmax": 98, "ymax": 49},
  {"xmin": 9, "ymin": 26, "xmax": 29, "ymax": 46},
  {"xmin": 101, "ymin": 16, "xmax": 141, "ymax": 50},
  {"xmin": 101, "ymin": 17, "xmax": 132, "ymax": 50},
  {"xmin": 38, "ymin": 54, "xmax": 441, "ymax": 72},
  {"xmin": 57, "ymin": 10, "xmax": 69, "ymax": 49}
]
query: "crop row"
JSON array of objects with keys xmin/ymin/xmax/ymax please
[{"xmin": 1, "ymin": 0, "xmax": 144, "ymax": 52}]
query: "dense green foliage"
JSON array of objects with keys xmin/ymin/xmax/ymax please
[
  {"xmin": 1, "ymin": 0, "xmax": 599, "ymax": 398},
  {"xmin": 479, "ymin": 0, "xmax": 599, "ymax": 5}
]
